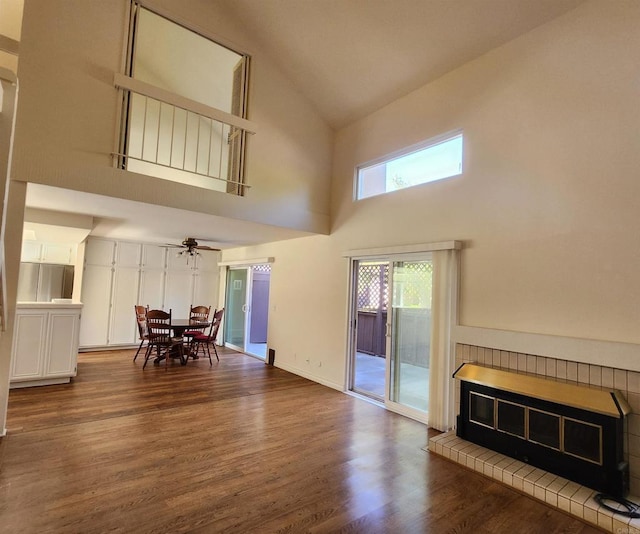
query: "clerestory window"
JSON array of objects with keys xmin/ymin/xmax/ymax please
[
  {"xmin": 356, "ymin": 131, "xmax": 463, "ymax": 200},
  {"xmin": 116, "ymin": 3, "xmax": 252, "ymax": 195}
]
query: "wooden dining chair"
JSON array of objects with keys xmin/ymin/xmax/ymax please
[
  {"xmin": 143, "ymin": 309, "xmax": 184, "ymax": 369},
  {"xmin": 188, "ymin": 308, "xmax": 224, "ymax": 365},
  {"xmin": 133, "ymin": 305, "xmax": 149, "ymax": 362},
  {"xmin": 183, "ymin": 305, "xmax": 211, "ymax": 340}
]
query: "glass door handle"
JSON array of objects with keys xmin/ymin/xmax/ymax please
[{"xmin": 242, "ymin": 304, "xmax": 248, "ymax": 313}]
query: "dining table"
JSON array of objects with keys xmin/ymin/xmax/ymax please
[{"xmin": 153, "ymin": 318, "xmax": 211, "ymax": 365}]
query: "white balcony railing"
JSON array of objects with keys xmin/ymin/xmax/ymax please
[{"xmin": 113, "ymin": 74, "xmax": 257, "ymax": 195}]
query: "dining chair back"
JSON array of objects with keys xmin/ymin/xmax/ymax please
[
  {"xmin": 144, "ymin": 309, "xmax": 184, "ymax": 369},
  {"xmin": 189, "ymin": 307, "xmax": 224, "ymax": 365},
  {"xmin": 133, "ymin": 305, "xmax": 149, "ymax": 362},
  {"xmin": 183, "ymin": 305, "xmax": 211, "ymax": 340},
  {"xmin": 189, "ymin": 305, "xmax": 211, "ymax": 322}
]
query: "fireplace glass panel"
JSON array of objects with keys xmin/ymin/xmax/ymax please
[
  {"xmin": 528, "ymin": 409, "xmax": 560, "ymax": 450},
  {"xmin": 497, "ymin": 400, "xmax": 525, "ymax": 438},
  {"xmin": 469, "ymin": 392, "xmax": 495, "ymax": 428},
  {"xmin": 564, "ymin": 418, "xmax": 602, "ymax": 464}
]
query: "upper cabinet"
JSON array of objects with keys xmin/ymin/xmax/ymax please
[
  {"xmin": 21, "ymin": 241, "xmax": 77, "ymax": 265},
  {"xmin": 141, "ymin": 244, "xmax": 166, "ymax": 270},
  {"xmin": 84, "ymin": 239, "xmax": 115, "ymax": 266},
  {"xmin": 115, "ymin": 242, "xmax": 141, "ymax": 267}
]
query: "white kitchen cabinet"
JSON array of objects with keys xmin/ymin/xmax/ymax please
[
  {"xmin": 21, "ymin": 241, "xmax": 77, "ymax": 264},
  {"xmin": 21, "ymin": 241, "xmax": 42, "ymax": 262},
  {"xmin": 115, "ymin": 241, "xmax": 141, "ymax": 267},
  {"xmin": 139, "ymin": 244, "xmax": 166, "ymax": 309},
  {"xmin": 108, "ymin": 266, "xmax": 140, "ymax": 345},
  {"xmin": 84, "ymin": 238, "xmax": 115, "ymax": 265},
  {"xmin": 139, "ymin": 268, "xmax": 165, "ymax": 310},
  {"xmin": 164, "ymin": 269, "xmax": 195, "ymax": 314},
  {"xmin": 10, "ymin": 309, "xmax": 47, "ymax": 380},
  {"xmin": 79, "ymin": 264, "xmax": 113, "ymax": 347},
  {"xmin": 46, "ymin": 311, "xmax": 81, "ymax": 376},
  {"xmin": 141, "ymin": 244, "xmax": 166, "ymax": 269},
  {"xmin": 192, "ymin": 252, "xmax": 219, "ymax": 307},
  {"xmin": 42, "ymin": 243, "xmax": 75, "ymax": 264},
  {"xmin": 79, "ymin": 237, "xmax": 220, "ymax": 349},
  {"xmin": 11, "ymin": 303, "xmax": 82, "ymax": 388},
  {"xmin": 195, "ymin": 252, "xmax": 219, "ymax": 272},
  {"xmin": 107, "ymin": 242, "xmax": 142, "ymax": 345}
]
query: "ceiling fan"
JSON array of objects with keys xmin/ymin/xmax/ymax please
[{"xmin": 164, "ymin": 237, "xmax": 221, "ymax": 259}]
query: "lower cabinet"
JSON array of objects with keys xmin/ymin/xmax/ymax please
[{"xmin": 10, "ymin": 303, "xmax": 82, "ymax": 388}]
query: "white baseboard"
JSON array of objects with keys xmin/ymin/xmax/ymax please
[
  {"xmin": 275, "ymin": 361, "xmax": 344, "ymax": 391},
  {"xmin": 10, "ymin": 377, "xmax": 71, "ymax": 389}
]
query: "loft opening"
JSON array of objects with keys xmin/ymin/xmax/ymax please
[{"xmin": 116, "ymin": 2, "xmax": 254, "ymax": 195}]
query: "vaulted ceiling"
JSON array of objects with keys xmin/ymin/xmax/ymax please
[{"xmin": 221, "ymin": 0, "xmax": 584, "ymax": 129}]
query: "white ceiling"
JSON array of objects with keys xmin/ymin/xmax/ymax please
[{"xmin": 23, "ymin": 0, "xmax": 585, "ymax": 247}]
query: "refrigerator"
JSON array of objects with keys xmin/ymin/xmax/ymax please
[{"xmin": 17, "ymin": 263, "xmax": 75, "ymax": 302}]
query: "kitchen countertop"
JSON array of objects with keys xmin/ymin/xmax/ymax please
[{"xmin": 17, "ymin": 302, "xmax": 83, "ymax": 309}]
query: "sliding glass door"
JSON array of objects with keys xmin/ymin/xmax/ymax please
[
  {"xmin": 224, "ymin": 265, "xmax": 271, "ymax": 359},
  {"xmin": 350, "ymin": 256, "xmax": 433, "ymax": 422},
  {"xmin": 351, "ymin": 261, "xmax": 388, "ymax": 400},
  {"xmin": 225, "ymin": 268, "xmax": 248, "ymax": 350},
  {"xmin": 388, "ymin": 261, "xmax": 432, "ymax": 415}
]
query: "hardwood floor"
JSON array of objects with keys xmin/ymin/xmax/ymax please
[{"xmin": 0, "ymin": 348, "xmax": 602, "ymax": 533}]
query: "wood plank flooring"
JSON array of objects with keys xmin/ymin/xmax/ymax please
[{"xmin": 0, "ymin": 348, "xmax": 603, "ymax": 533}]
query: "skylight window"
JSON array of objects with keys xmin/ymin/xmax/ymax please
[{"xmin": 356, "ymin": 132, "xmax": 463, "ymax": 200}]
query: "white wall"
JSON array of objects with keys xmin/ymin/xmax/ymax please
[
  {"xmin": 223, "ymin": 0, "xmax": 640, "ymax": 390},
  {"xmin": 332, "ymin": 0, "xmax": 640, "ymax": 345},
  {"xmin": 221, "ymin": 236, "xmax": 347, "ymax": 390}
]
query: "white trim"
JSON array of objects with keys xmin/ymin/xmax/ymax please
[
  {"xmin": 453, "ymin": 325, "xmax": 640, "ymax": 372},
  {"xmin": 0, "ymin": 34, "xmax": 19, "ymax": 56},
  {"xmin": 114, "ymin": 73, "xmax": 257, "ymax": 134},
  {"xmin": 358, "ymin": 129, "xmax": 464, "ymax": 172},
  {"xmin": 385, "ymin": 399, "xmax": 429, "ymax": 424},
  {"xmin": 218, "ymin": 257, "xmax": 274, "ymax": 267},
  {"xmin": 134, "ymin": 0, "xmax": 253, "ymax": 58},
  {"xmin": 275, "ymin": 361, "xmax": 343, "ymax": 391},
  {"xmin": 0, "ymin": 67, "xmax": 17, "ymax": 85},
  {"xmin": 10, "ymin": 377, "xmax": 72, "ymax": 389},
  {"xmin": 355, "ymin": 129, "xmax": 463, "ymax": 201},
  {"xmin": 0, "ymin": 427, "xmax": 6, "ymax": 437},
  {"xmin": 344, "ymin": 240, "xmax": 462, "ymax": 258}
]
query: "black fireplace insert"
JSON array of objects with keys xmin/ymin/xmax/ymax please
[{"xmin": 454, "ymin": 363, "xmax": 631, "ymax": 498}]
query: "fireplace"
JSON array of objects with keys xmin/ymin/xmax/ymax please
[{"xmin": 453, "ymin": 363, "xmax": 631, "ymax": 497}]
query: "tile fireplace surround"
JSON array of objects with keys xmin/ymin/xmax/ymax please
[{"xmin": 428, "ymin": 343, "xmax": 640, "ymax": 533}]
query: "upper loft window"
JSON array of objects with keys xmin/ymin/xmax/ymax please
[
  {"xmin": 117, "ymin": 3, "xmax": 252, "ymax": 195},
  {"xmin": 356, "ymin": 132, "xmax": 463, "ymax": 200}
]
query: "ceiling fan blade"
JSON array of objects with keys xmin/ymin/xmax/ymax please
[
  {"xmin": 194, "ymin": 245, "xmax": 221, "ymax": 251},
  {"xmin": 161, "ymin": 243, "xmax": 185, "ymax": 248}
]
